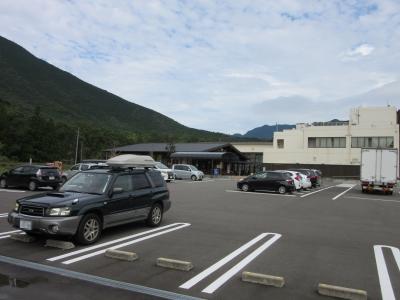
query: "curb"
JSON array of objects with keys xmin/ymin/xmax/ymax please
[
  {"xmin": 45, "ymin": 239, "xmax": 75, "ymax": 250},
  {"xmin": 318, "ymin": 283, "xmax": 367, "ymax": 300},
  {"xmin": 10, "ymin": 233, "xmax": 36, "ymax": 243},
  {"xmin": 156, "ymin": 258, "xmax": 193, "ymax": 271},
  {"xmin": 242, "ymin": 272, "xmax": 285, "ymax": 288},
  {"xmin": 105, "ymin": 249, "xmax": 138, "ymax": 262}
]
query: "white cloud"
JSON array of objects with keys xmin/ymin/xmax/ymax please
[
  {"xmin": 0, "ymin": 0, "xmax": 399, "ymax": 134},
  {"xmin": 342, "ymin": 43, "xmax": 375, "ymax": 61}
]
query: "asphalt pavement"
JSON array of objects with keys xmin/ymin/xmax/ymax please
[{"xmin": 0, "ymin": 179, "xmax": 399, "ymax": 299}]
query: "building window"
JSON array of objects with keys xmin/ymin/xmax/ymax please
[
  {"xmin": 308, "ymin": 138, "xmax": 316, "ymax": 148},
  {"xmin": 277, "ymin": 139, "xmax": 284, "ymax": 149},
  {"xmin": 308, "ymin": 137, "xmax": 346, "ymax": 148},
  {"xmin": 351, "ymin": 136, "xmax": 394, "ymax": 148}
]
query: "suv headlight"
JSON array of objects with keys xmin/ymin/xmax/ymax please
[
  {"xmin": 14, "ymin": 202, "xmax": 19, "ymax": 212},
  {"xmin": 48, "ymin": 207, "xmax": 71, "ymax": 216}
]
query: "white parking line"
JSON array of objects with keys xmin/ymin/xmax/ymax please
[
  {"xmin": 0, "ymin": 229, "xmax": 22, "ymax": 240},
  {"xmin": 185, "ymin": 180, "xmax": 215, "ymax": 184},
  {"xmin": 0, "ymin": 189, "xmax": 26, "ymax": 193},
  {"xmin": 60, "ymin": 223, "xmax": 191, "ymax": 265},
  {"xmin": 202, "ymin": 233, "xmax": 282, "ymax": 294},
  {"xmin": 299, "ymin": 186, "xmax": 336, "ymax": 198},
  {"xmin": 332, "ymin": 185, "xmax": 356, "ymax": 200},
  {"xmin": 180, "ymin": 233, "xmax": 281, "ymax": 292},
  {"xmin": 0, "ymin": 229, "xmax": 22, "ymax": 236},
  {"xmin": 345, "ymin": 196, "xmax": 400, "ymax": 204},
  {"xmin": 335, "ymin": 183, "xmax": 357, "ymax": 188},
  {"xmin": 47, "ymin": 223, "xmax": 188, "ymax": 262},
  {"xmin": 374, "ymin": 245, "xmax": 400, "ymax": 300},
  {"xmin": 225, "ymin": 190, "xmax": 296, "ymax": 197},
  {"xmin": 0, "ymin": 214, "xmax": 8, "ymax": 218}
]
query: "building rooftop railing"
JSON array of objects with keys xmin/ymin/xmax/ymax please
[{"xmin": 311, "ymin": 121, "xmax": 349, "ymax": 126}]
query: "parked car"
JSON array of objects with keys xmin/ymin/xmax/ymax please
[
  {"xmin": 8, "ymin": 155, "xmax": 171, "ymax": 245},
  {"xmin": 0, "ymin": 165, "xmax": 61, "ymax": 191},
  {"xmin": 237, "ymin": 171, "xmax": 295, "ymax": 194},
  {"xmin": 61, "ymin": 162, "xmax": 108, "ymax": 183},
  {"xmin": 290, "ymin": 169, "xmax": 320, "ymax": 187},
  {"xmin": 298, "ymin": 172, "xmax": 312, "ymax": 190},
  {"xmin": 153, "ymin": 162, "xmax": 175, "ymax": 182},
  {"xmin": 172, "ymin": 164, "xmax": 204, "ymax": 181},
  {"xmin": 275, "ymin": 170, "xmax": 302, "ymax": 191}
]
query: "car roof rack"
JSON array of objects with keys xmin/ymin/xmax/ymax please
[{"xmin": 106, "ymin": 154, "xmax": 156, "ymax": 169}]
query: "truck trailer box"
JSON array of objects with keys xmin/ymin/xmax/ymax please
[{"xmin": 360, "ymin": 148, "xmax": 398, "ymax": 194}]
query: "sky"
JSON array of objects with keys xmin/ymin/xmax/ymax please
[{"xmin": 0, "ymin": 0, "xmax": 400, "ymax": 134}]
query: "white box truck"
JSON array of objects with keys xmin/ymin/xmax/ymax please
[{"xmin": 360, "ymin": 148, "xmax": 398, "ymax": 195}]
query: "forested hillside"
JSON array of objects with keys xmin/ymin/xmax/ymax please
[{"xmin": 0, "ymin": 36, "xmax": 233, "ymax": 162}]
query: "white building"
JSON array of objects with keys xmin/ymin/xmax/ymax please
[{"xmin": 233, "ymin": 106, "xmax": 399, "ymax": 176}]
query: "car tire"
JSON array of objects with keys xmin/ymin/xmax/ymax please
[
  {"xmin": 75, "ymin": 213, "xmax": 102, "ymax": 245},
  {"xmin": 241, "ymin": 184, "xmax": 249, "ymax": 192},
  {"xmin": 28, "ymin": 181, "xmax": 37, "ymax": 191},
  {"xmin": 0, "ymin": 179, "xmax": 7, "ymax": 188},
  {"xmin": 278, "ymin": 186, "xmax": 287, "ymax": 194},
  {"xmin": 191, "ymin": 175, "xmax": 197, "ymax": 181},
  {"xmin": 146, "ymin": 203, "xmax": 163, "ymax": 227}
]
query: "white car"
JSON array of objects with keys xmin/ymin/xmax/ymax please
[
  {"xmin": 61, "ymin": 162, "xmax": 108, "ymax": 183},
  {"xmin": 276, "ymin": 170, "xmax": 302, "ymax": 191},
  {"xmin": 297, "ymin": 172, "xmax": 312, "ymax": 190},
  {"xmin": 154, "ymin": 162, "xmax": 175, "ymax": 182}
]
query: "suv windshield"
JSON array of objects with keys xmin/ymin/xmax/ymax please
[
  {"xmin": 60, "ymin": 173, "xmax": 111, "ymax": 194},
  {"xmin": 155, "ymin": 163, "xmax": 169, "ymax": 169},
  {"xmin": 190, "ymin": 165, "xmax": 198, "ymax": 171}
]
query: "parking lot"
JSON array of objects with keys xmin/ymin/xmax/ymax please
[{"xmin": 0, "ymin": 179, "xmax": 399, "ymax": 300}]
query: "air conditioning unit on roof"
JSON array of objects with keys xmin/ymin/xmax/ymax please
[{"xmin": 106, "ymin": 154, "xmax": 155, "ymax": 168}]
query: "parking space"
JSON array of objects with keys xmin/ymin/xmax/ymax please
[{"xmin": 0, "ymin": 179, "xmax": 399, "ymax": 299}]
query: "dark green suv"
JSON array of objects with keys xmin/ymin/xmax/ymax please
[{"xmin": 8, "ymin": 168, "xmax": 170, "ymax": 244}]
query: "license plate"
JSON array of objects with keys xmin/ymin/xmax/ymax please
[
  {"xmin": 49, "ymin": 176, "xmax": 55, "ymax": 180},
  {"xmin": 20, "ymin": 220, "xmax": 32, "ymax": 230}
]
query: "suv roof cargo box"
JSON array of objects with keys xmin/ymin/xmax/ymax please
[{"xmin": 106, "ymin": 154, "xmax": 155, "ymax": 168}]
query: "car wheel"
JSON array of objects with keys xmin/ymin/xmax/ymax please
[
  {"xmin": 147, "ymin": 203, "xmax": 163, "ymax": 227},
  {"xmin": 28, "ymin": 181, "xmax": 37, "ymax": 191},
  {"xmin": 76, "ymin": 213, "xmax": 102, "ymax": 245},
  {"xmin": 278, "ymin": 186, "xmax": 287, "ymax": 194},
  {"xmin": 191, "ymin": 175, "xmax": 197, "ymax": 181},
  {"xmin": 241, "ymin": 184, "xmax": 249, "ymax": 192},
  {"xmin": 0, "ymin": 179, "xmax": 7, "ymax": 188}
]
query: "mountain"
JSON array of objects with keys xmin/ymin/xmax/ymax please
[
  {"xmin": 0, "ymin": 36, "xmax": 227, "ymax": 141},
  {"xmin": 234, "ymin": 124, "xmax": 296, "ymax": 140}
]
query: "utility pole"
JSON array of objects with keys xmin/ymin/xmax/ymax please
[
  {"xmin": 80, "ymin": 140, "xmax": 83, "ymax": 162},
  {"xmin": 74, "ymin": 128, "xmax": 80, "ymax": 164}
]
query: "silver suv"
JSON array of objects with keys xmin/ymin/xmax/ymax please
[{"xmin": 172, "ymin": 164, "xmax": 204, "ymax": 181}]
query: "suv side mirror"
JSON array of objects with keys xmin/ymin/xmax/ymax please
[
  {"xmin": 108, "ymin": 187, "xmax": 123, "ymax": 197},
  {"xmin": 113, "ymin": 187, "xmax": 124, "ymax": 194}
]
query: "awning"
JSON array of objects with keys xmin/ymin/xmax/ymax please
[{"xmin": 170, "ymin": 152, "xmax": 240, "ymax": 161}]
